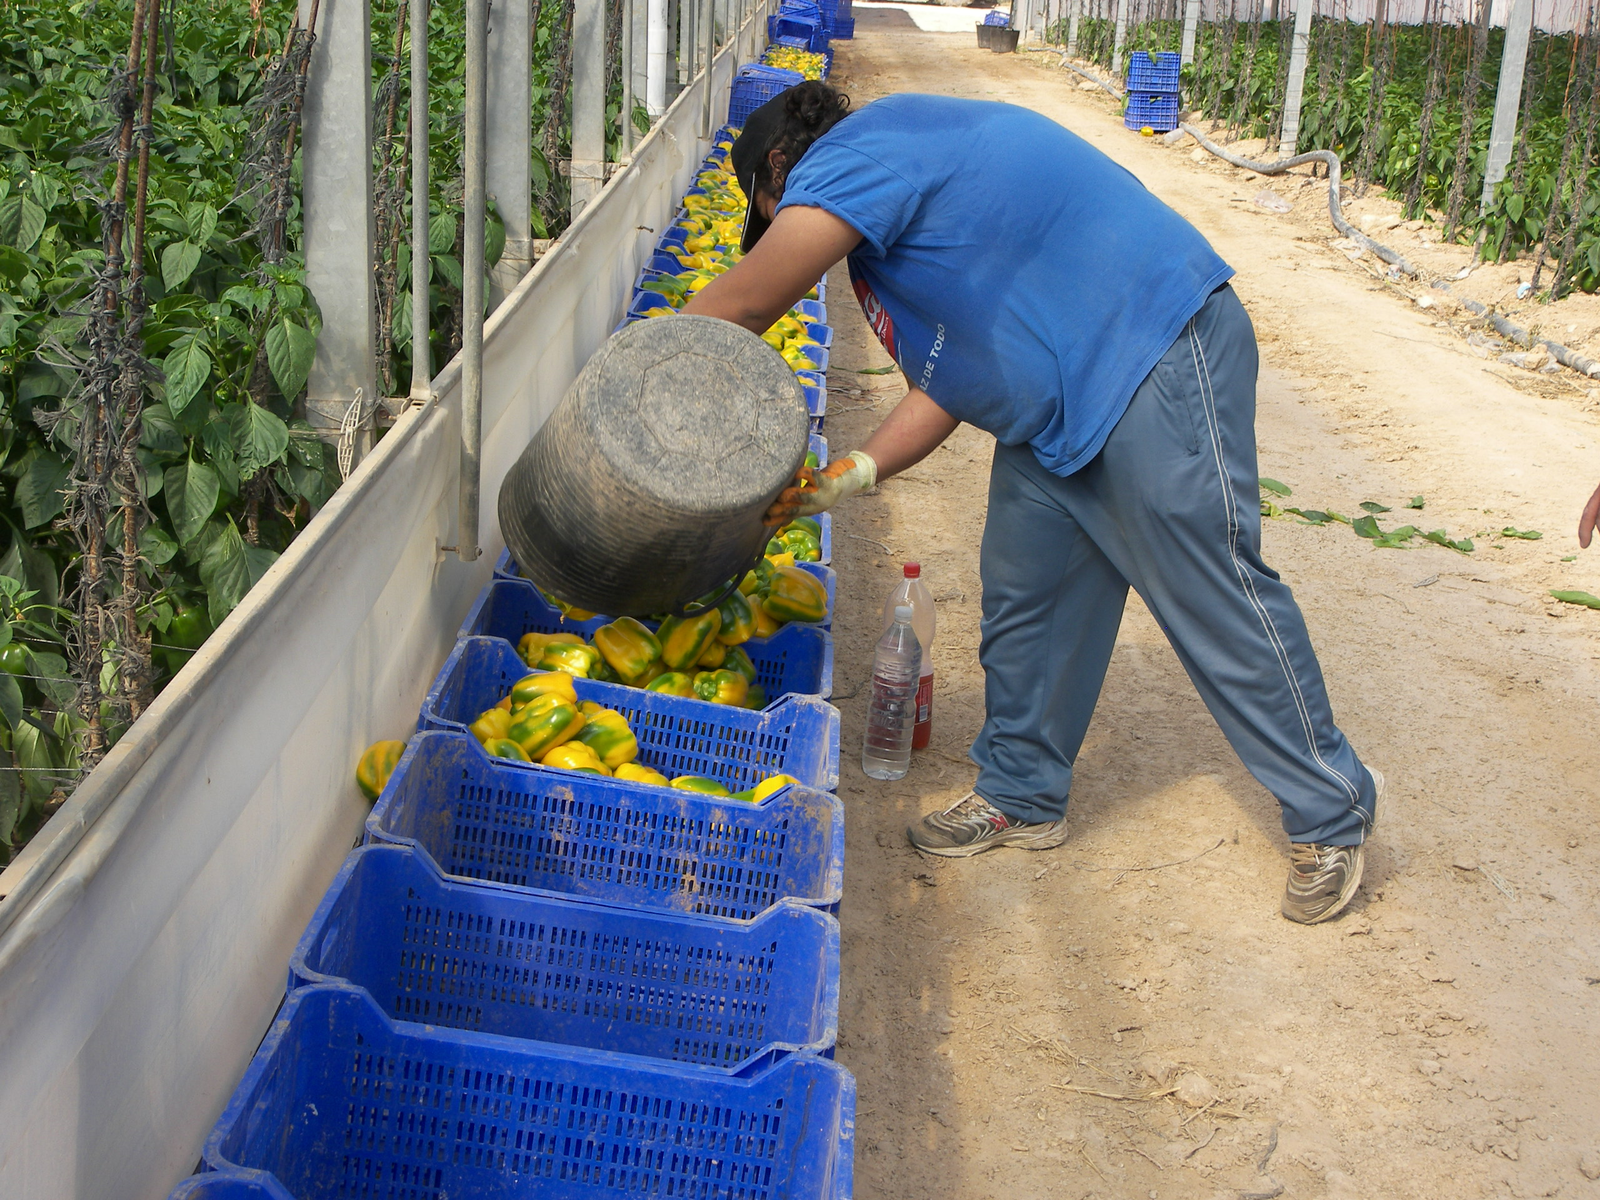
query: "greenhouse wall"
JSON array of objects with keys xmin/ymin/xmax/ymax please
[{"xmin": 0, "ymin": 19, "xmax": 756, "ymax": 1200}]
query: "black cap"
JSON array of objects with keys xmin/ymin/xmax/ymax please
[{"xmin": 731, "ymin": 88, "xmax": 795, "ymax": 254}]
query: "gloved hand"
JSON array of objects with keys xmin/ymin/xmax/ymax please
[{"xmin": 765, "ymin": 450, "xmax": 878, "ymax": 525}]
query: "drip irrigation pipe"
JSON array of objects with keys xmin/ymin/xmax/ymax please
[{"xmin": 1171, "ymin": 122, "xmax": 1600, "ymax": 380}]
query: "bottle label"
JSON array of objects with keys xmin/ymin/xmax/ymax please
[{"xmin": 912, "ymin": 671, "xmax": 933, "ymax": 749}]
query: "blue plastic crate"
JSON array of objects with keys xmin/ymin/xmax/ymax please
[
  {"xmin": 803, "ymin": 384, "xmax": 826, "ymax": 423},
  {"xmin": 418, "ymin": 639, "xmax": 841, "ymax": 792},
  {"xmin": 1124, "ymin": 91, "xmax": 1181, "ymax": 132},
  {"xmin": 790, "ymin": 343, "xmax": 829, "ymax": 375},
  {"xmin": 167, "ymin": 1173, "xmax": 293, "ymax": 1200},
  {"xmin": 368, "ymin": 732, "xmax": 846, "ymax": 919},
  {"xmin": 205, "ymin": 984, "xmax": 856, "ymax": 1200},
  {"xmin": 492, "ymin": 554, "xmax": 837, "ymax": 631},
  {"xmin": 729, "ymin": 64, "xmax": 804, "ymax": 127},
  {"xmin": 458, "ymin": 579, "xmax": 835, "ymax": 698},
  {"xmin": 800, "ymin": 322, "xmax": 834, "ymax": 351},
  {"xmin": 810, "ymin": 431, "xmax": 828, "ymax": 467},
  {"xmin": 982, "ymin": 9, "xmax": 1010, "ymax": 23},
  {"xmin": 291, "ymin": 844, "xmax": 840, "ymax": 1072},
  {"xmin": 831, "ymin": 16, "xmax": 853, "ymax": 37},
  {"xmin": 1126, "ymin": 49, "xmax": 1180, "ymax": 93}
]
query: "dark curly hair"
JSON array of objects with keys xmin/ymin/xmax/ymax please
[{"xmin": 756, "ymin": 81, "xmax": 851, "ymax": 199}]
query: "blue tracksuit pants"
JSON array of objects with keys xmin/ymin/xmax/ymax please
[{"xmin": 971, "ymin": 286, "xmax": 1376, "ymax": 846}]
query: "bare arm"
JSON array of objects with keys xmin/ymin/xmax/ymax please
[
  {"xmin": 860, "ymin": 386, "xmax": 960, "ymax": 481},
  {"xmin": 1582, "ymin": 481, "xmax": 1600, "ymax": 549},
  {"xmin": 682, "ymin": 203, "xmax": 862, "ymax": 332}
]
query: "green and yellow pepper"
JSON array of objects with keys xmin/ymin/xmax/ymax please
[
  {"xmin": 575, "ymin": 707, "xmax": 640, "ymax": 769},
  {"xmin": 742, "ymin": 683, "xmax": 767, "ymax": 710},
  {"xmin": 508, "ymin": 693, "xmax": 584, "ymax": 758},
  {"xmin": 750, "ymin": 596, "xmax": 782, "ymax": 638},
  {"xmin": 715, "ymin": 589, "xmax": 757, "ymax": 645},
  {"xmin": 616, "ymin": 762, "xmax": 671, "ymax": 787},
  {"xmin": 693, "ymin": 668, "xmax": 749, "ymax": 706},
  {"xmin": 751, "ymin": 773, "xmax": 797, "ymax": 802},
  {"xmin": 670, "ymin": 775, "xmax": 732, "ymax": 796},
  {"xmin": 541, "ymin": 740, "xmax": 609, "ymax": 774},
  {"xmin": 511, "ymin": 670, "xmax": 578, "ymax": 708},
  {"xmin": 696, "ymin": 640, "xmax": 727, "ymax": 669},
  {"xmin": 722, "ymin": 645, "xmax": 756, "ymax": 684},
  {"xmin": 483, "ymin": 737, "xmax": 531, "ymax": 762},
  {"xmin": 657, "ymin": 608, "xmax": 722, "ymax": 669},
  {"xmin": 763, "ymin": 566, "xmax": 827, "ymax": 623},
  {"xmin": 646, "ymin": 671, "xmax": 696, "ymax": 697},
  {"xmin": 469, "ymin": 707, "xmax": 512, "ymax": 744},
  {"xmin": 517, "ymin": 630, "xmax": 585, "ymax": 666},
  {"xmin": 538, "ymin": 641, "xmax": 602, "ymax": 677},
  {"xmin": 593, "ymin": 616, "xmax": 662, "ymax": 681},
  {"xmin": 777, "ymin": 528, "xmax": 821, "ymax": 562},
  {"xmin": 356, "ymin": 740, "xmax": 406, "ymax": 801}
]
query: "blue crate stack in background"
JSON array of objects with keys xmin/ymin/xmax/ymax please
[
  {"xmin": 1124, "ymin": 49, "xmax": 1181, "ymax": 132},
  {"xmin": 167, "ymin": 35, "xmax": 856, "ymax": 1200}
]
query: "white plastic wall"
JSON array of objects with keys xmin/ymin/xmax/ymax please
[{"xmin": 0, "ymin": 18, "xmax": 759, "ymax": 1198}]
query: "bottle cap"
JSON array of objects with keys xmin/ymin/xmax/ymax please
[
  {"xmin": 894, "ymin": 604, "xmax": 914, "ymax": 622},
  {"xmin": 903, "ymin": 562, "xmax": 921, "ymax": 578}
]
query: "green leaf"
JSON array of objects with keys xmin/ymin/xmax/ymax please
[
  {"xmin": 485, "ymin": 211, "xmax": 506, "ymax": 268},
  {"xmin": 160, "ymin": 239, "xmax": 202, "ymax": 291},
  {"xmin": 200, "ymin": 520, "xmax": 279, "ymax": 625},
  {"xmin": 857, "ymin": 365, "xmax": 898, "ymax": 375},
  {"xmin": 163, "ymin": 335, "xmax": 212, "ymax": 416},
  {"xmin": 138, "ymin": 524, "xmax": 178, "ymax": 566},
  {"xmin": 1289, "ymin": 508, "xmax": 1330, "ymax": 525},
  {"xmin": 1405, "ymin": 495, "xmax": 1425, "ymax": 509},
  {"xmin": 0, "ymin": 673, "xmax": 20, "ymax": 733},
  {"xmin": 0, "ymin": 535, "xmax": 58, "ymax": 608},
  {"xmin": 29, "ymin": 651, "xmax": 74, "ymax": 707},
  {"xmin": 1359, "ymin": 501, "xmax": 1391, "ymax": 513},
  {"xmin": 12, "ymin": 721, "xmax": 55, "ymax": 802},
  {"xmin": 1258, "ymin": 477, "xmax": 1292, "ymax": 497},
  {"xmin": 1371, "ymin": 524, "xmax": 1419, "ymax": 548},
  {"xmin": 0, "ymin": 195, "xmax": 46, "ymax": 252},
  {"xmin": 0, "ymin": 758, "xmax": 21, "ymax": 848},
  {"xmin": 1351, "ymin": 515, "xmax": 1382, "ymax": 539},
  {"xmin": 16, "ymin": 451, "xmax": 70, "ymax": 529},
  {"xmin": 163, "ymin": 458, "xmax": 221, "ymax": 545},
  {"xmin": 185, "ymin": 201, "xmax": 218, "ymax": 245},
  {"xmin": 1505, "ymin": 192, "xmax": 1524, "ymax": 221},
  {"xmin": 1325, "ymin": 511, "xmax": 1352, "ymax": 525},
  {"xmin": 429, "ymin": 211, "xmax": 457, "ymax": 253},
  {"xmin": 1551, "ymin": 589, "xmax": 1600, "ymax": 610},
  {"xmin": 230, "ymin": 402, "xmax": 290, "ymax": 477},
  {"xmin": 264, "ymin": 317, "xmax": 317, "ymax": 402},
  {"xmin": 1499, "ymin": 527, "xmax": 1542, "ymax": 540}
]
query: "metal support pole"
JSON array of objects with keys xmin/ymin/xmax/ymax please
[
  {"xmin": 622, "ymin": 0, "xmax": 636, "ymax": 153},
  {"xmin": 458, "ymin": 0, "xmax": 487, "ymax": 562},
  {"xmin": 486, "ymin": 0, "xmax": 532, "ymax": 308},
  {"xmin": 700, "ymin": 0, "xmax": 714, "ymax": 137},
  {"xmin": 409, "ymin": 0, "xmax": 431, "ymax": 401},
  {"xmin": 296, "ymin": 0, "xmax": 378, "ymax": 460},
  {"xmin": 1481, "ymin": 0, "xmax": 1533, "ymax": 211},
  {"xmin": 1180, "ymin": 0, "xmax": 1199, "ymax": 65},
  {"xmin": 1277, "ymin": 0, "xmax": 1314, "ymax": 156},
  {"xmin": 1067, "ymin": 0, "xmax": 1080, "ymax": 55},
  {"xmin": 570, "ymin": 0, "xmax": 607, "ymax": 218},
  {"xmin": 1111, "ymin": 0, "xmax": 1127, "ymax": 78},
  {"xmin": 647, "ymin": 0, "xmax": 669, "ymax": 114}
]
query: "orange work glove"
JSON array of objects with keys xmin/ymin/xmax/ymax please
[{"xmin": 765, "ymin": 450, "xmax": 878, "ymax": 526}]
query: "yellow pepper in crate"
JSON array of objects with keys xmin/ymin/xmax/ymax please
[
  {"xmin": 693, "ymin": 669, "xmax": 749, "ymax": 706},
  {"xmin": 469, "ymin": 707, "xmax": 512, "ymax": 744},
  {"xmin": 750, "ymin": 596, "xmax": 781, "ymax": 638},
  {"xmin": 516, "ymin": 630, "xmax": 585, "ymax": 667},
  {"xmin": 538, "ymin": 642, "xmax": 602, "ymax": 677},
  {"xmin": 670, "ymin": 775, "xmax": 732, "ymax": 796},
  {"xmin": 752, "ymin": 773, "xmax": 798, "ymax": 802},
  {"xmin": 483, "ymin": 738, "xmax": 531, "ymax": 762},
  {"xmin": 657, "ymin": 608, "xmax": 722, "ymax": 669},
  {"xmin": 696, "ymin": 640, "xmax": 727, "ymax": 669},
  {"xmin": 714, "ymin": 590, "xmax": 757, "ymax": 645},
  {"xmin": 645, "ymin": 671, "xmax": 696, "ymax": 697},
  {"xmin": 575, "ymin": 708, "xmax": 640, "ymax": 770},
  {"xmin": 356, "ymin": 740, "xmax": 406, "ymax": 801},
  {"xmin": 743, "ymin": 683, "xmax": 767, "ymax": 710},
  {"xmin": 511, "ymin": 670, "xmax": 578, "ymax": 708},
  {"xmin": 593, "ymin": 616, "xmax": 662, "ymax": 681},
  {"xmin": 508, "ymin": 693, "xmax": 584, "ymax": 758},
  {"xmin": 722, "ymin": 645, "xmax": 757, "ymax": 684},
  {"xmin": 616, "ymin": 762, "xmax": 671, "ymax": 786},
  {"xmin": 541, "ymin": 740, "xmax": 610, "ymax": 774},
  {"xmin": 763, "ymin": 566, "xmax": 828, "ymax": 624}
]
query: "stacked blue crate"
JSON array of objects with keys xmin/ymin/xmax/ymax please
[
  {"xmin": 183, "ymin": 101, "xmax": 854, "ymax": 1198},
  {"xmin": 1124, "ymin": 50, "xmax": 1181, "ymax": 132}
]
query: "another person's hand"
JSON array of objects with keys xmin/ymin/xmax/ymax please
[
  {"xmin": 765, "ymin": 450, "xmax": 877, "ymax": 525},
  {"xmin": 1581, "ymin": 480, "xmax": 1600, "ymax": 549}
]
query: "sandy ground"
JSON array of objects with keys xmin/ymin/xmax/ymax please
[{"xmin": 821, "ymin": 15, "xmax": 1600, "ymax": 1200}]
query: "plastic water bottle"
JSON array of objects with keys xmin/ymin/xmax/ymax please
[
  {"xmin": 881, "ymin": 563, "xmax": 936, "ymax": 749},
  {"xmin": 862, "ymin": 605, "xmax": 921, "ymax": 781}
]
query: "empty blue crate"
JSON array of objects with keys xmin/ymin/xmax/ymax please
[
  {"xmin": 205, "ymin": 985, "xmax": 856, "ymax": 1200},
  {"xmin": 167, "ymin": 1173, "xmax": 293, "ymax": 1200},
  {"xmin": 1126, "ymin": 49, "xmax": 1181, "ymax": 93},
  {"xmin": 368, "ymin": 732, "xmax": 845, "ymax": 919},
  {"xmin": 832, "ymin": 16, "xmax": 854, "ymax": 37},
  {"xmin": 1125, "ymin": 91, "xmax": 1180, "ymax": 132},
  {"xmin": 419, "ymin": 638, "xmax": 841, "ymax": 793},
  {"xmin": 291, "ymin": 844, "xmax": 840, "ymax": 1071},
  {"xmin": 810, "ymin": 431, "xmax": 828, "ymax": 467},
  {"xmin": 459, "ymin": 579, "xmax": 834, "ymax": 698},
  {"xmin": 982, "ymin": 9, "xmax": 1010, "ymax": 23},
  {"xmin": 729, "ymin": 64, "xmax": 804, "ymax": 127}
]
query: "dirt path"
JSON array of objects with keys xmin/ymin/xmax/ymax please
[{"xmin": 821, "ymin": 17, "xmax": 1600, "ymax": 1200}]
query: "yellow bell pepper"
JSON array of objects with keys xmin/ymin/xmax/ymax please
[
  {"xmin": 738, "ymin": 570, "xmax": 760, "ymax": 595},
  {"xmin": 511, "ymin": 670, "xmax": 578, "ymax": 708},
  {"xmin": 670, "ymin": 775, "xmax": 732, "ymax": 796},
  {"xmin": 593, "ymin": 616, "xmax": 662, "ymax": 681},
  {"xmin": 356, "ymin": 740, "xmax": 406, "ymax": 801},
  {"xmin": 538, "ymin": 642, "xmax": 602, "ymax": 677},
  {"xmin": 765, "ymin": 551, "xmax": 797, "ymax": 570},
  {"xmin": 575, "ymin": 708, "xmax": 640, "ymax": 769},
  {"xmin": 714, "ymin": 589, "xmax": 757, "ymax": 645},
  {"xmin": 634, "ymin": 660, "xmax": 668, "ymax": 687},
  {"xmin": 538, "ymin": 589, "xmax": 596, "ymax": 621},
  {"xmin": 645, "ymin": 671, "xmax": 696, "ymax": 697},
  {"xmin": 541, "ymin": 740, "xmax": 611, "ymax": 774},
  {"xmin": 722, "ymin": 645, "xmax": 756, "ymax": 684},
  {"xmin": 484, "ymin": 738, "xmax": 531, "ymax": 762},
  {"xmin": 615, "ymin": 762, "xmax": 671, "ymax": 787},
  {"xmin": 469, "ymin": 707, "xmax": 513, "ymax": 744},
  {"xmin": 693, "ymin": 669, "xmax": 749, "ymax": 706},
  {"xmin": 696, "ymin": 640, "xmax": 727, "ymax": 669},
  {"xmin": 508, "ymin": 693, "xmax": 584, "ymax": 758},
  {"xmin": 750, "ymin": 596, "xmax": 782, "ymax": 638},
  {"xmin": 763, "ymin": 565, "xmax": 828, "ymax": 623},
  {"xmin": 657, "ymin": 608, "xmax": 722, "ymax": 670},
  {"xmin": 516, "ymin": 630, "xmax": 585, "ymax": 667},
  {"xmin": 752, "ymin": 773, "xmax": 798, "ymax": 802},
  {"xmin": 579, "ymin": 700, "xmax": 605, "ymax": 717}
]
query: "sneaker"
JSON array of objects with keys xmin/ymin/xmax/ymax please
[
  {"xmin": 908, "ymin": 791, "xmax": 1068, "ymax": 858},
  {"xmin": 1281, "ymin": 766, "xmax": 1386, "ymax": 925}
]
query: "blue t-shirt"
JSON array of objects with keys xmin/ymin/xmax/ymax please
[{"xmin": 777, "ymin": 94, "xmax": 1233, "ymax": 477}]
